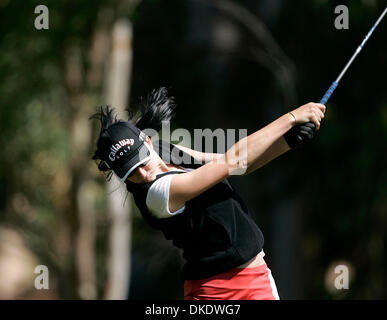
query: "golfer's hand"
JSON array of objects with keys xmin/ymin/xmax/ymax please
[
  {"xmin": 284, "ymin": 122, "xmax": 315, "ymax": 149},
  {"xmin": 291, "ymin": 102, "xmax": 326, "ymax": 130}
]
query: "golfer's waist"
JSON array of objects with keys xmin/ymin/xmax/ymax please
[{"xmin": 236, "ymin": 250, "xmax": 265, "ymax": 268}]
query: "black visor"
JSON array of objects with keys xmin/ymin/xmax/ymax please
[{"xmin": 94, "ymin": 122, "xmax": 152, "ymax": 180}]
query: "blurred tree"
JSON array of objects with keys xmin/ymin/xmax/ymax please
[
  {"xmin": 0, "ymin": 0, "xmax": 140, "ymax": 299},
  {"xmin": 103, "ymin": 18, "xmax": 134, "ymax": 300}
]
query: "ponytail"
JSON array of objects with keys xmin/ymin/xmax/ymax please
[{"xmin": 132, "ymin": 87, "xmax": 176, "ymax": 134}]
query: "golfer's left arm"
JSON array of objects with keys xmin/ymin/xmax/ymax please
[
  {"xmin": 175, "ymin": 136, "xmax": 291, "ymax": 174},
  {"xmin": 173, "ymin": 144, "xmax": 223, "ymax": 163},
  {"xmin": 242, "ymin": 136, "xmax": 290, "ymax": 175}
]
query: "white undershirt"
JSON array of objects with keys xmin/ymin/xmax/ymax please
[{"xmin": 146, "ymin": 168, "xmax": 193, "ymax": 219}]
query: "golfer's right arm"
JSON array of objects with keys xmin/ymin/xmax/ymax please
[{"xmin": 169, "ymin": 102, "xmax": 325, "ymax": 212}]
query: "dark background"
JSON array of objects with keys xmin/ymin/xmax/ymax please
[{"xmin": 0, "ymin": 0, "xmax": 385, "ymax": 299}]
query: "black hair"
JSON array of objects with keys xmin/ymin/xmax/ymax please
[
  {"xmin": 132, "ymin": 87, "xmax": 176, "ymax": 132},
  {"xmin": 90, "ymin": 87, "xmax": 176, "ymax": 180},
  {"xmin": 89, "ymin": 105, "xmax": 120, "ymax": 180}
]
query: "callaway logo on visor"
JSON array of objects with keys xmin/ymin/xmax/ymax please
[{"xmin": 109, "ymin": 139, "xmax": 135, "ymax": 161}]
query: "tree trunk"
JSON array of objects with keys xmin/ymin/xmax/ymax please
[{"xmin": 103, "ymin": 19, "xmax": 134, "ymax": 300}]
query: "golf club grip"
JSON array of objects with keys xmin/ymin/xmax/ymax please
[
  {"xmin": 301, "ymin": 122, "xmax": 316, "ymax": 132},
  {"xmin": 320, "ymin": 81, "xmax": 338, "ymax": 105}
]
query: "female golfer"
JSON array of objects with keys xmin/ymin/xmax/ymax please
[{"xmin": 91, "ymin": 87, "xmax": 325, "ymax": 300}]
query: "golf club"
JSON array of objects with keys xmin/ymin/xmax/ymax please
[{"xmin": 320, "ymin": 7, "xmax": 387, "ymax": 105}]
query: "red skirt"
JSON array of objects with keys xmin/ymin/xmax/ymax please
[{"xmin": 184, "ymin": 263, "xmax": 280, "ymax": 300}]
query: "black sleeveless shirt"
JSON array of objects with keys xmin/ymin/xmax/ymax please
[{"xmin": 125, "ymin": 140, "xmax": 264, "ymax": 280}]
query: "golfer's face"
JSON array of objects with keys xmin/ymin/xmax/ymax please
[
  {"xmin": 126, "ymin": 139, "xmax": 157, "ymax": 183},
  {"xmin": 126, "ymin": 159, "xmax": 154, "ymax": 183}
]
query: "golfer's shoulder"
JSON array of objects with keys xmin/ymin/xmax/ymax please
[{"xmin": 146, "ymin": 172, "xmax": 187, "ymax": 218}]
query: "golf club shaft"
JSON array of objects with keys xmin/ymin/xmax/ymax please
[{"xmin": 320, "ymin": 7, "xmax": 387, "ymax": 105}]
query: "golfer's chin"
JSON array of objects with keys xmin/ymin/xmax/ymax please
[
  {"xmin": 143, "ymin": 174, "xmax": 157, "ymax": 183},
  {"xmin": 127, "ymin": 172, "xmax": 157, "ymax": 184}
]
